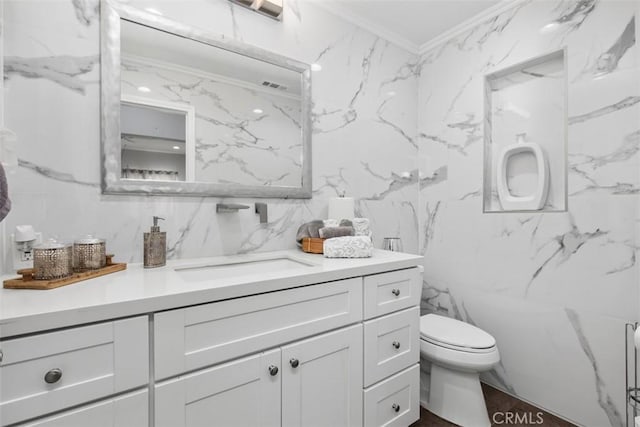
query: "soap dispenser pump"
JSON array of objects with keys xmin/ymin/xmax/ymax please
[{"xmin": 144, "ymin": 216, "xmax": 166, "ymax": 268}]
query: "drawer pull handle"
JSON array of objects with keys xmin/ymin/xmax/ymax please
[
  {"xmin": 392, "ymin": 403, "xmax": 400, "ymax": 413},
  {"xmin": 44, "ymin": 368, "xmax": 62, "ymax": 384},
  {"xmin": 0, "ymin": 349, "xmax": 3, "ymax": 363},
  {"xmin": 290, "ymin": 358, "xmax": 300, "ymax": 368},
  {"xmin": 392, "ymin": 341, "xmax": 401, "ymax": 350},
  {"xmin": 268, "ymin": 365, "xmax": 279, "ymax": 376},
  {"xmin": 391, "ymin": 289, "xmax": 400, "ymax": 297}
]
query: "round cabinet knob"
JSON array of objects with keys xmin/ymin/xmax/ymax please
[
  {"xmin": 392, "ymin": 403, "xmax": 400, "ymax": 413},
  {"xmin": 289, "ymin": 358, "xmax": 300, "ymax": 368},
  {"xmin": 392, "ymin": 341, "xmax": 401, "ymax": 350},
  {"xmin": 268, "ymin": 365, "xmax": 279, "ymax": 376},
  {"xmin": 391, "ymin": 289, "xmax": 400, "ymax": 297},
  {"xmin": 44, "ymin": 368, "xmax": 63, "ymax": 384}
]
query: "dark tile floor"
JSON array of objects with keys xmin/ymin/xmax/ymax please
[{"xmin": 411, "ymin": 383, "xmax": 576, "ymax": 427}]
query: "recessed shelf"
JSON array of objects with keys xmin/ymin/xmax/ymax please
[{"xmin": 483, "ymin": 49, "xmax": 567, "ymax": 213}]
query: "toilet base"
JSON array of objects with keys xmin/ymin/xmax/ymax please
[{"xmin": 426, "ymin": 363, "xmax": 491, "ymax": 427}]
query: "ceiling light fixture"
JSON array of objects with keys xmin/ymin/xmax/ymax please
[
  {"xmin": 172, "ymin": 146, "xmax": 181, "ymax": 150},
  {"xmin": 253, "ymin": 108, "xmax": 264, "ymax": 114},
  {"xmin": 228, "ymin": 0, "xmax": 283, "ymax": 21},
  {"xmin": 311, "ymin": 63, "xmax": 322, "ymax": 72},
  {"xmin": 137, "ymin": 86, "xmax": 151, "ymax": 93}
]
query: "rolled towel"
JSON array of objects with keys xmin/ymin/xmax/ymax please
[
  {"xmin": 296, "ymin": 220, "xmax": 325, "ymax": 245},
  {"xmin": 319, "ymin": 226, "xmax": 354, "ymax": 239},
  {"xmin": 0, "ymin": 163, "xmax": 11, "ymax": 223},
  {"xmin": 323, "ymin": 236, "xmax": 373, "ymax": 258}
]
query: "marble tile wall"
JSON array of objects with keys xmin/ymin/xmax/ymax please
[
  {"xmin": 418, "ymin": 1, "xmax": 639, "ymax": 426},
  {"xmin": 0, "ymin": 0, "xmax": 420, "ymax": 272}
]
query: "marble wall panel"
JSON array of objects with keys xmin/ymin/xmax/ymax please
[{"xmin": 418, "ymin": 1, "xmax": 639, "ymax": 425}]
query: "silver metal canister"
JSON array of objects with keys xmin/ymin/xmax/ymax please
[
  {"xmin": 33, "ymin": 239, "xmax": 73, "ymax": 280},
  {"xmin": 73, "ymin": 236, "xmax": 106, "ymax": 271}
]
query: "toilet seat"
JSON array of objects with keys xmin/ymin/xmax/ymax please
[
  {"xmin": 421, "ymin": 336, "xmax": 496, "ymax": 354},
  {"xmin": 496, "ymin": 137, "xmax": 549, "ymax": 211},
  {"xmin": 420, "ymin": 314, "xmax": 495, "ymax": 352}
]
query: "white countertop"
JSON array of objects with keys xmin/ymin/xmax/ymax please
[{"xmin": 0, "ymin": 249, "xmax": 422, "ymax": 338}]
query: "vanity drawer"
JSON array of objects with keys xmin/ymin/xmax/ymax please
[
  {"xmin": 155, "ymin": 277, "xmax": 363, "ymax": 380},
  {"xmin": 0, "ymin": 316, "xmax": 149, "ymax": 426},
  {"xmin": 363, "ymin": 268, "xmax": 421, "ymax": 319},
  {"xmin": 17, "ymin": 389, "xmax": 148, "ymax": 427},
  {"xmin": 364, "ymin": 307, "xmax": 419, "ymax": 387},
  {"xmin": 363, "ymin": 364, "xmax": 420, "ymax": 427}
]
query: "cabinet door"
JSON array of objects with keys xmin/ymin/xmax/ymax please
[
  {"xmin": 18, "ymin": 389, "xmax": 148, "ymax": 427},
  {"xmin": 282, "ymin": 325, "xmax": 363, "ymax": 427},
  {"xmin": 155, "ymin": 349, "xmax": 280, "ymax": 427}
]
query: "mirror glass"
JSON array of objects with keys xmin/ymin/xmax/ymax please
[{"xmin": 101, "ymin": 4, "xmax": 311, "ymax": 198}]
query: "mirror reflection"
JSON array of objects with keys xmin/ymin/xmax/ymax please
[{"xmin": 120, "ymin": 19, "xmax": 304, "ymax": 187}]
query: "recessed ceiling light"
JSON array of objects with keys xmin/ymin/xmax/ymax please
[
  {"xmin": 386, "ymin": 91, "xmax": 397, "ymax": 98},
  {"xmin": 253, "ymin": 108, "xmax": 263, "ymax": 114},
  {"xmin": 311, "ymin": 63, "xmax": 322, "ymax": 72},
  {"xmin": 137, "ymin": 86, "xmax": 151, "ymax": 93},
  {"xmin": 145, "ymin": 8, "xmax": 163, "ymax": 15},
  {"xmin": 172, "ymin": 145, "xmax": 181, "ymax": 150}
]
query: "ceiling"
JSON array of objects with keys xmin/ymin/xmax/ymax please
[{"xmin": 316, "ymin": 0, "xmax": 504, "ymax": 52}]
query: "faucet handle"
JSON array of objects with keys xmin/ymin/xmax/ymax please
[{"xmin": 255, "ymin": 203, "xmax": 268, "ymax": 224}]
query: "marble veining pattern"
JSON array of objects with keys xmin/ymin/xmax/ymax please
[
  {"xmin": 1, "ymin": 0, "xmax": 420, "ymax": 270},
  {"xmin": 418, "ymin": 1, "xmax": 638, "ymax": 425}
]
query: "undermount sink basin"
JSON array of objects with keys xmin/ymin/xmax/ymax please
[{"xmin": 174, "ymin": 256, "xmax": 318, "ymax": 281}]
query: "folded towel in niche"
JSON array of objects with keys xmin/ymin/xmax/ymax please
[
  {"xmin": 323, "ymin": 236, "xmax": 373, "ymax": 258},
  {"xmin": 318, "ymin": 226, "xmax": 354, "ymax": 239},
  {"xmin": 0, "ymin": 162, "xmax": 11, "ymax": 223}
]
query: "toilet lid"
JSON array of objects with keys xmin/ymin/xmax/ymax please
[{"xmin": 420, "ymin": 314, "xmax": 496, "ymax": 350}]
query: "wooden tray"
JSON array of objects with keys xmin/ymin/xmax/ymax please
[
  {"xmin": 302, "ymin": 237, "xmax": 325, "ymax": 254},
  {"xmin": 3, "ymin": 255, "xmax": 127, "ymax": 290}
]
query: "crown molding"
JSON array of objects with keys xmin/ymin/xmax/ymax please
[
  {"xmin": 418, "ymin": 0, "xmax": 525, "ymax": 55},
  {"xmin": 310, "ymin": 1, "xmax": 420, "ymax": 55}
]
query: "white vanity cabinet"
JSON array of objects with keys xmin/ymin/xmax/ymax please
[
  {"xmin": 362, "ymin": 268, "xmax": 422, "ymax": 427},
  {"xmin": 156, "ymin": 325, "xmax": 363, "ymax": 427},
  {"xmin": 0, "ymin": 316, "xmax": 149, "ymax": 427},
  {"xmin": 0, "ymin": 251, "xmax": 423, "ymax": 427},
  {"xmin": 17, "ymin": 390, "xmax": 149, "ymax": 427},
  {"xmin": 281, "ymin": 325, "xmax": 363, "ymax": 427},
  {"xmin": 155, "ymin": 349, "xmax": 282, "ymax": 427}
]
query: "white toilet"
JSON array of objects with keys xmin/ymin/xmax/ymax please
[{"xmin": 420, "ymin": 314, "xmax": 500, "ymax": 427}]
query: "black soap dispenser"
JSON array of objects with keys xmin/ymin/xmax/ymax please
[{"xmin": 144, "ymin": 216, "xmax": 166, "ymax": 268}]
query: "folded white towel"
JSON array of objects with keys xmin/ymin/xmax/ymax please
[
  {"xmin": 323, "ymin": 236, "xmax": 373, "ymax": 258},
  {"xmin": 0, "ymin": 162, "xmax": 10, "ymax": 223}
]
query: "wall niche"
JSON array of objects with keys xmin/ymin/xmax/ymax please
[{"xmin": 483, "ymin": 50, "xmax": 567, "ymax": 213}]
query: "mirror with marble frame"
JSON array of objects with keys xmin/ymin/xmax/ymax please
[{"xmin": 101, "ymin": 1, "xmax": 312, "ymax": 197}]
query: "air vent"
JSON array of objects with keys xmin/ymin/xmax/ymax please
[{"xmin": 261, "ymin": 80, "xmax": 288, "ymax": 91}]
